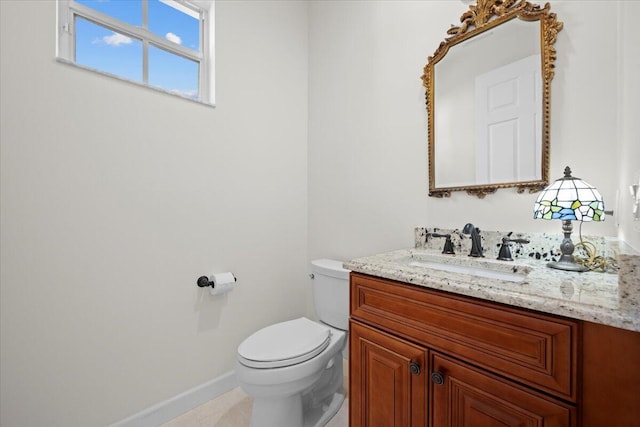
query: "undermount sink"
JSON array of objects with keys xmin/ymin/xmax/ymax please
[{"xmin": 402, "ymin": 254, "xmax": 531, "ymax": 283}]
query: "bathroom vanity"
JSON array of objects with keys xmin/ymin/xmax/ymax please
[
  {"xmin": 348, "ymin": 0, "xmax": 640, "ymax": 423},
  {"xmin": 345, "ymin": 230, "xmax": 640, "ymax": 427}
]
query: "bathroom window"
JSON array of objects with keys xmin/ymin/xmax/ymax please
[{"xmin": 57, "ymin": 0, "xmax": 214, "ymax": 105}]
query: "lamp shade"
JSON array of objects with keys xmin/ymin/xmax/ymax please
[{"xmin": 534, "ymin": 166, "xmax": 605, "ymax": 222}]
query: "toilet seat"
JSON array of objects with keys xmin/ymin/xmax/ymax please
[{"xmin": 238, "ymin": 317, "xmax": 332, "ymax": 369}]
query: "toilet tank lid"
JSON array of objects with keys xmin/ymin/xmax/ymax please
[{"xmin": 311, "ymin": 259, "xmax": 350, "ymax": 280}]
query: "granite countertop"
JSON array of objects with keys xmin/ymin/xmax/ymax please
[{"xmin": 344, "ymin": 228, "xmax": 640, "ymax": 332}]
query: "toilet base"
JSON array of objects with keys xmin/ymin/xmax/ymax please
[
  {"xmin": 244, "ymin": 352, "xmax": 345, "ymax": 427},
  {"xmin": 250, "ymin": 394, "xmax": 303, "ymax": 427},
  {"xmin": 302, "ymin": 390, "xmax": 345, "ymax": 427},
  {"xmin": 249, "ymin": 390, "xmax": 345, "ymax": 427}
]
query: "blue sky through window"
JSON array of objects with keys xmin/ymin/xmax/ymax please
[
  {"xmin": 76, "ymin": 17, "xmax": 143, "ymax": 82},
  {"xmin": 149, "ymin": 46, "xmax": 199, "ymax": 98},
  {"xmin": 74, "ymin": 0, "xmax": 200, "ymax": 99},
  {"xmin": 149, "ymin": 1, "xmax": 200, "ymax": 51}
]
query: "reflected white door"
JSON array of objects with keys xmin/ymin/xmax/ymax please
[{"xmin": 475, "ymin": 54, "xmax": 541, "ymax": 184}]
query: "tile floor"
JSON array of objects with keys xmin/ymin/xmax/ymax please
[
  {"xmin": 160, "ymin": 361, "xmax": 349, "ymax": 427},
  {"xmin": 159, "ymin": 388, "xmax": 348, "ymax": 427}
]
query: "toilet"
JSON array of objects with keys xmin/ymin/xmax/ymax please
[{"xmin": 235, "ymin": 259, "xmax": 350, "ymax": 427}]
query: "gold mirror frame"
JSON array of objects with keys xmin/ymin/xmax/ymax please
[{"xmin": 422, "ymin": 0, "xmax": 563, "ymax": 198}]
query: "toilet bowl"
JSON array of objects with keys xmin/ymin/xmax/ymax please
[{"xmin": 236, "ymin": 259, "xmax": 350, "ymax": 427}]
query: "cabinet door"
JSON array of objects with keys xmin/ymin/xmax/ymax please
[
  {"xmin": 350, "ymin": 320, "xmax": 427, "ymax": 427},
  {"xmin": 430, "ymin": 352, "xmax": 575, "ymax": 427}
]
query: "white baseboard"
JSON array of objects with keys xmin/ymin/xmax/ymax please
[{"xmin": 110, "ymin": 371, "xmax": 238, "ymax": 427}]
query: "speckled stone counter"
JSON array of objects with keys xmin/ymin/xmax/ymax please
[{"xmin": 344, "ymin": 228, "xmax": 640, "ymax": 332}]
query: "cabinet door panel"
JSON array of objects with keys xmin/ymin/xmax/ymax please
[
  {"xmin": 350, "ymin": 320, "xmax": 427, "ymax": 427},
  {"xmin": 430, "ymin": 353, "xmax": 575, "ymax": 427}
]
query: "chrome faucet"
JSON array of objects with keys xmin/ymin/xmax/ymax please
[{"xmin": 462, "ymin": 223, "xmax": 483, "ymax": 257}]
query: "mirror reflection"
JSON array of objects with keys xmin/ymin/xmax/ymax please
[
  {"xmin": 423, "ymin": 1, "xmax": 563, "ymax": 198},
  {"xmin": 435, "ymin": 19, "xmax": 541, "ymax": 187}
]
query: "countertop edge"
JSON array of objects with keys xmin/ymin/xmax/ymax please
[{"xmin": 344, "ymin": 251, "xmax": 640, "ymax": 333}]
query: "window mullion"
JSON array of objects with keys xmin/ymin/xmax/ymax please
[
  {"xmin": 142, "ymin": 0, "xmax": 148, "ymax": 83},
  {"xmin": 142, "ymin": 0, "xmax": 148, "ymax": 28},
  {"xmin": 149, "ymin": 38, "xmax": 203, "ymax": 62},
  {"xmin": 143, "ymin": 42, "xmax": 149, "ymax": 84},
  {"xmin": 199, "ymin": 11, "xmax": 208, "ymax": 102},
  {"xmin": 70, "ymin": 14, "xmax": 76, "ymax": 62}
]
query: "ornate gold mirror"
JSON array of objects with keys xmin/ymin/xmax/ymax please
[{"xmin": 422, "ymin": 0, "xmax": 563, "ymax": 198}]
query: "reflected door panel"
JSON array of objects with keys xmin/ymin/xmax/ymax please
[{"xmin": 475, "ymin": 54, "xmax": 541, "ymax": 184}]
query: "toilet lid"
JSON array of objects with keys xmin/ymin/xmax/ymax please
[{"xmin": 238, "ymin": 317, "xmax": 332, "ymax": 369}]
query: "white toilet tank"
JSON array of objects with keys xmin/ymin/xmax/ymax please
[{"xmin": 310, "ymin": 259, "xmax": 350, "ymax": 331}]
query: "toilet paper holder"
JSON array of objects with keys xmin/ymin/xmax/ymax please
[{"xmin": 196, "ymin": 274, "xmax": 237, "ymax": 288}]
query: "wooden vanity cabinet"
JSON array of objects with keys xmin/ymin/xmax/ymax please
[{"xmin": 349, "ymin": 272, "xmax": 640, "ymax": 426}]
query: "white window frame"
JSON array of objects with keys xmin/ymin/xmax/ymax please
[{"xmin": 57, "ymin": 0, "xmax": 214, "ymax": 105}]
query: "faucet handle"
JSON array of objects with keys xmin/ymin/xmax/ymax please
[
  {"xmin": 441, "ymin": 235, "xmax": 455, "ymax": 254},
  {"xmin": 497, "ymin": 238, "xmax": 514, "ymax": 261},
  {"xmin": 429, "ymin": 233, "xmax": 455, "ymax": 255},
  {"xmin": 497, "ymin": 237, "xmax": 530, "ymax": 261}
]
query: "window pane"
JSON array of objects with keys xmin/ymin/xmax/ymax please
[
  {"xmin": 75, "ymin": 0, "xmax": 142, "ymax": 27},
  {"xmin": 75, "ymin": 17, "xmax": 142, "ymax": 83},
  {"xmin": 149, "ymin": 46, "xmax": 199, "ymax": 99},
  {"xmin": 149, "ymin": 0, "xmax": 200, "ymax": 52}
]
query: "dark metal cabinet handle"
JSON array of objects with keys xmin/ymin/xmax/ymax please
[
  {"xmin": 409, "ymin": 361, "xmax": 421, "ymax": 375},
  {"xmin": 431, "ymin": 371, "xmax": 445, "ymax": 385}
]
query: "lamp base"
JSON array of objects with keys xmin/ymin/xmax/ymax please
[
  {"xmin": 546, "ymin": 220, "xmax": 589, "ymax": 273},
  {"xmin": 547, "ymin": 259, "xmax": 588, "ymax": 272}
]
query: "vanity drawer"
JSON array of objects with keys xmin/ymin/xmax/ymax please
[{"xmin": 350, "ymin": 273, "xmax": 578, "ymax": 401}]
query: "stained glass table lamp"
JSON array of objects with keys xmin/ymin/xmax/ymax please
[{"xmin": 533, "ymin": 166, "xmax": 605, "ymax": 272}]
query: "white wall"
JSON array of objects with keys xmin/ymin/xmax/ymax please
[
  {"xmin": 309, "ymin": 0, "xmax": 639, "ymax": 261},
  {"xmin": 308, "ymin": 0, "xmax": 454, "ymax": 260},
  {"xmin": 0, "ymin": 1, "xmax": 309, "ymax": 426},
  {"xmin": 618, "ymin": 1, "xmax": 640, "ymax": 251}
]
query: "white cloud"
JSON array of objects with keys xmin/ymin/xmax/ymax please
[
  {"xmin": 100, "ymin": 32, "xmax": 132, "ymax": 47},
  {"xmin": 165, "ymin": 32, "xmax": 182, "ymax": 45}
]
